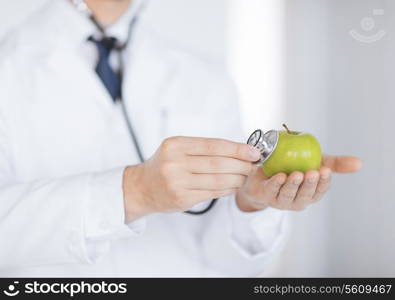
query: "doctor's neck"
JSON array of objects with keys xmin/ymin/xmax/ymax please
[{"xmin": 84, "ymin": 0, "xmax": 132, "ymax": 26}]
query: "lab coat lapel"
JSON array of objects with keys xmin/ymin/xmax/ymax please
[
  {"xmin": 122, "ymin": 36, "xmax": 176, "ymax": 158},
  {"xmin": 46, "ymin": 49, "xmax": 117, "ymax": 111},
  {"xmin": 45, "ymin": 26, "xmax": 177, "ymax": 161}
]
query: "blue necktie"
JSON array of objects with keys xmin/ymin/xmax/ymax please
[{"xmin": 89, "ymin": 37, "xmax": 122, "ymax": 102}]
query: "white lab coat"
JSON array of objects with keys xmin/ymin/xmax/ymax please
[{"xmin": 0, "ymin": 0, "xmax": 286, "ymax": 277}]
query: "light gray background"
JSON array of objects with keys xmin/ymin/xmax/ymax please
[{"xmin": 0, "ymin": 0, "xmax": 393, "ymax": 277}]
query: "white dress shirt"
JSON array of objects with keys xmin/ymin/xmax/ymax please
[{"xmin": 0, "ymin": 0, "xmax": 286, "ymax": 277}]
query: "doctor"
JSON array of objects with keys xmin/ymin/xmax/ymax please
[{"xmin": 0, "ymin": 0, "xmax": 361, "ymax": 277}]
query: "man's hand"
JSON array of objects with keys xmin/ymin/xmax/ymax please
[
  {"xmin": 123, "ymin": 137, "xmax": 261, "ymax": 222},
  {"xmin": 236, "ymin": 155, "xmax": 362, "ymax": 212}
]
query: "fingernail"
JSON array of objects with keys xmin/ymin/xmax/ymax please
[
  {"xmin": 292, "ymin": 175, "xmax": 303, "ymax": 184},
  {"xmin": 322, "ymin": 174, "xmax": 331, "ymax": 180},
  {"xmin": 307, "ymin": 177, "xmax": 317, "ymax": 183},
  {"xmin": 272, "ymin": 179, "xmax": 284, "ymax": 187},
  {"xmin": 277, "ymin": 181, "xmax": 285, "ymax": 187},
  {"xmin": 292, "ymin": 179, "xmax": 303, "ymax": 185},
  {"xmin": 248, "ymin": 146, "xmax": 261, "ymax": 161},
  {"xmin": 321, "ymin": 170, "xmax": 331, "ymax": 180}
]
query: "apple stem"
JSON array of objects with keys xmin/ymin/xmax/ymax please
[{"xmin": 282, "ymin": 123, "xmax": 291, "ymax": 134}]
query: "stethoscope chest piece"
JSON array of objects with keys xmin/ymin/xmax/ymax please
[{"xmin": 247, "ymin": 129, "xmax": 279, "ymax": 165}]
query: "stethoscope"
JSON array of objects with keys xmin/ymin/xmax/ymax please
[{"xmin": 71, "ymin": 0, "xmax": 218, "ymax": 215}]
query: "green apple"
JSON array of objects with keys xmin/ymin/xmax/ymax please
[{"xmin": 262, "ymin": 124, "xmax": 322, "ymax": 177}]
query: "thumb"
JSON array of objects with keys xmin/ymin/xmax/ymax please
[{"xmin": 322, "ymin": 155, "xmax": 362, "ymax": 173}]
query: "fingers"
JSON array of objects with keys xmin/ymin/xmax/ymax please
[
  {"xmin": 277, "ymin": 172, "xmax": 304, "ymax": 207},
  {"xmin": 187, "ymin": 174, "xmax": 247, "ymax": 190},
  {"xmin": 293, "ymin": 170, "xmax": 320, "ymax": 210},
  {"xmin": 170, "ymin": 137, "xmax": 261, "ymax": 162},
  {"xmin": 312, "ymin": 167, "xmax": 332, "ymax": 202},
  {"xmin": 243, "ymin": 167, "xmax": 331, "ymax": 212},
  {"xmin": 254, "ymin": 173, "xmax": 286, "ymax": 204},
  {"xmin": 185, "ymin": 156, "xmax": 253, "ymax": 176},
  {"xmin": 322, "ymin": 155, "xmax": 362, "ymax": 173}
]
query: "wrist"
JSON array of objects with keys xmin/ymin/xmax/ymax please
[
  {"xmin": 123, "ymin": 165, "xmax": 151, "ymax": 223},
  {"xmin": 236, "ymin": 191, "xmax": 268, "ymax": 212}
]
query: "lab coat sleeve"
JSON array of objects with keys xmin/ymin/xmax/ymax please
[
  {"xmin": 228, "ymin": 196, "xmax": 286, "ymax": 257},
  {"xmin": 0, "ymin": 44, "xmax": 147, "ymax": 271},
  {"xmin": 197, "ymin": 71, "xmax": 287, "ymax": 276},
  {"xmin": 0, "ymin": 115, "xmax": 144, "ymax": 269}
]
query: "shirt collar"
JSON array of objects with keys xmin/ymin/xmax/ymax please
[
  {"xmin": 105, "ymin": 0, "xmax": 145, "ymax": 44},
  {"xmin": 54, "ymin": 0, "xmax": 145, "ymax": 46}
]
